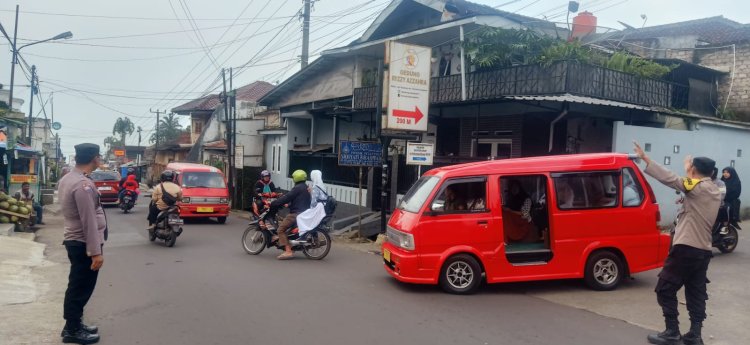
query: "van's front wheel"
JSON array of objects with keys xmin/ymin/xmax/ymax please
[
  {"xmin": 584, "ymin": 251, "xmax": 624, "ymax": 291},
  {"xmin": 439, "ymin": 254, "xmax": 482, "ymax": 295}
]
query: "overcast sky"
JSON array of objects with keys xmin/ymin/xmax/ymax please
[{"xmin": 1, "ymin": 0, "xmax": 748, "ymax": 158}]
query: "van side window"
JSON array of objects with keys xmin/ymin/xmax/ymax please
[
  {"xmin": 622, "ymin": 168, "xmax": 644, "ymax": 207},
  {"xmin": 553, "ymin": 172, "xmax": 620, "ymax": 210},
  {"xmin": 431, "ymin": 179, "xmax": 487, "ymax": 214}
]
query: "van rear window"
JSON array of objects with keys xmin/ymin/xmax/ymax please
[{"xmin": 399, "ymin": 176, "xmax": 439, "ymax": 213}]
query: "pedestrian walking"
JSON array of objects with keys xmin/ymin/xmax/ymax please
[
  {"xmin": 57, "ymin": 143, "xmax": 107, "ymax": 344},
  {"xmin": 634, "ymin": 142, "xmax": 721, "ymax": 345}
]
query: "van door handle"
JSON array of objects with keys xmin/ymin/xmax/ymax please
[{"xmin": 477, "ymin": 220, "xmax": 488, "ymax": 225}]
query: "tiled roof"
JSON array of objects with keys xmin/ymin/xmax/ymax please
[
  {"xmin": 172, "ymin": 94, "xmax": 222, "ymax": 113},
  {"xmin": 171, "ymin": 81, "xmax": 275, "ymax": 113},
  {"xmin": 234, "ymin": 81, "xmax": 275, "ymax": 102},
  {"xmin": 615, "ymin": 16, "xmax": 750, "ymax": 45}
]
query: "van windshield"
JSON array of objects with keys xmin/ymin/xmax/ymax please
[
  {"xmin": 398, "ymin": 176, "xmax": 439, "ymax": 213},
  {"xmin": 182, "ymin": 172, "xmax": 226, "ymax": 188}
]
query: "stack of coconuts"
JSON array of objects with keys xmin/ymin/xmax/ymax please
[{"xmin": 0, "ymin": 192, "xmax": 31, "ymax": 223}]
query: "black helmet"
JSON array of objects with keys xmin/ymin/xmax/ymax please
[
  {"xmin": 127, "ymin": 167, "xmax": 136, "ymax": 176},
  {"xmin": 160, "ymin": 170, "xmax": 175, "ymax": 182}
]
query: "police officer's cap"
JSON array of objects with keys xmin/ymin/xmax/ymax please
[{"xmin": 74, "ymin": 143, "xmax": 101, "ymax": 163}]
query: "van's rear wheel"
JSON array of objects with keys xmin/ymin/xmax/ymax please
[
  {"xmin": 439, "ymin": 254, "xmax": 482, "ymax": 295},
  {"xmin": 584, "ymin": 251, "xmax": 624, "ymax": 291}
]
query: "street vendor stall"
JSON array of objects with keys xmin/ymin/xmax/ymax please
[{"xmin": 8, "ymin": 143, "xmax": 42, "ymax": 198}]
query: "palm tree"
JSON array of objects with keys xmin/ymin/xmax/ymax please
[
  {"xmin": 112, "ymin": 117, "xmax": 135, "ymax": 145},
  {"xmin": 150, "ymin": 113, "xmax": 183, "ymax": 144}
]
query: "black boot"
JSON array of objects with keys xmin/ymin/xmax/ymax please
[
  {"xmin": 61, "ymin": 328, "xmax": 100, "ymax": 344},
  {"xmin": 683, "ymin": 322, "xmax": 704, "ymax": 345},
  {"xmin": 647, "ymin": 318, "xmax": 682, "ymax": 345}
]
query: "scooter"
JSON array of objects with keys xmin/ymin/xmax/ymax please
[
  {"xmin": 149, "ymin": 205, "xmax": 183, "ymax": 247},
  {"xmin": 119, "ymin": 190, "xmax": 137, "ymax": 213}
]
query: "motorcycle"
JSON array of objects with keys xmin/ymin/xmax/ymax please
[
  {"xmin": 712, "ymin": 205, "xmax": 740, "ymax": 253},
  {"xmin": 241, "ymin": 198, "xmax": 332, "ymax": 260},
  {"xmin": 149, "ymin": 205, "xmax": 184, "ymax": 247},
  {"xmin": 674, "ymin": 193, "xmax": 740, "ymax": 254},
  {"xmin": 119, "ymin": 190, "xmax": 137, "ymax": 213}
]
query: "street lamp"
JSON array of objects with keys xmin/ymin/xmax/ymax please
[
  {"xmin": 8, "ymin": 30, "xmax": 73, "ymax": 113},
  {"xmin": 1, "ymin": 5, "xmax": 73, "ymax": 112}
]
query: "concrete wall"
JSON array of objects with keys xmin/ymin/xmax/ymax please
[
  {"xmin": 624, "ymin": 38, "xmax": 750, "ymax": 120},
  {"xmin": 612, "ymin": 121, "xmax": 749, "ymax": 225},
  {"xmin": 314, "ymin": 117, "xmax": 334, "ymax": 146},
  {"xmin": 696, "ymin": 43, "xmax": 750, "ymax": 120},
  {"xmin": 234, "ymin": 119, "xmax": 264, "ymax": 167},
  {"xmin": 286, "ymin": 118, "xmax": 312, "ymax": 149}
]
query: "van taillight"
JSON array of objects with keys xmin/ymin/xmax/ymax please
[{"xmin": 655, "ymin": 206, "xmax": 661, "ymax": 223}]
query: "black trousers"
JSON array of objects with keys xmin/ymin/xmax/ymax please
[
  {"xmin": 655, "ymin": 244, "xmax": 712, "ymax": 326},
  {"xmin": 148, "ymin": 202, "xmax": 160, "ymax": 225},
  {"xmin": 63, "ymin": 242, "xmax": 100, "ymax": 325}
]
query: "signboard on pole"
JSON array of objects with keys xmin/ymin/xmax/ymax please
[
  {"xmin": 406, "ymin": 142, "xmax": 434, "ymax": 166},
  {"xmin": 384, "ymin": 41, "xmax": 430, "ymax": 132},
  {"xmin": 338, "ymin": 140, "xmax": 382, "ymax": 167},
  {"xmin": 113, "ymin": 149, "xmax": 125, "ymax": 157},
  {"xmin": 235, "ymin": 145, "xmax": 244, "ymax": 167}
]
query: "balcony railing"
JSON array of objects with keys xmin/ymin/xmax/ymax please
[{"xmin": 353, "ymin": 60, "xmax": 688, "ymax": 110}]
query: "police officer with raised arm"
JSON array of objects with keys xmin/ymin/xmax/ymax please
[
  {"xmin": 634, "ymin": 141, "xmax": 721, "ymax": 345},
  {"xmin": 58, "ymin": 143, "xmax": 107, "ymax": 344}
]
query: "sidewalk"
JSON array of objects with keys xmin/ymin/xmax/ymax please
[{"xmin": 0, "ymin": 213, "xmax": 68, "ymax": 344}]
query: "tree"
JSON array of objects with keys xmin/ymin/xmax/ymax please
[
  {"xmin": 113, "ymin": 117, "xmax": 135, "ymax": 145},
  {"xmin": 103, "ymin": 136, "xmax": 123, "ymax": 155},
  {"xmin": 150, "ymin": 113, "xmax": 183, "ymax": 144}
]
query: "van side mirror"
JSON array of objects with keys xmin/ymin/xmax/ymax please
[{"xmin": 431, "ymin": 202, "xmax": 445, "ymax": 213}]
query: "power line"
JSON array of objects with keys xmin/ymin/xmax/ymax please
[
  {"xmin": 176, "ymin": 0, "xmax": 221, "ymax": 70},
  {"xmin": 0, "ymin": 8, "xmax": 296, "ymax": 21},
  {"xmin": 23, "ymin": 50, "xmax": 204, "ymax": 62}
]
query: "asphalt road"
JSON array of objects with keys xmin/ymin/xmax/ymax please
[{"xmin": 84, "ymin": 202, "xmax": 660, "ymax": 345}]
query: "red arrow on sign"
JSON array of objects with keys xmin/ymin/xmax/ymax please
[{"xmin": 393, "ymin": 106, "xmax": 424, "ymax": 124}]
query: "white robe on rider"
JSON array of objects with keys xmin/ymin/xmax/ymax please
[
  {"xmin": 296, "ymin": 203, "xmax": 327, "ymax": 236},
  {"xmin": 297, "ymin": 170, "xmax": 328, "ymax": 236}
]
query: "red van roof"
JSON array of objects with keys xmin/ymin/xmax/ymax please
[
  {"xmin": 166, "ymin": 162, "xmax": 222, "ymax": 173},
  {"xmin": 428, "ymin": 153, "xmax": 636, "ymax": 178}
]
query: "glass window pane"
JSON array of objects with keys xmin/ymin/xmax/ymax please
[
  {"xmin": 623, "ymin": 168, "xmax": 644, "ymax": 207},
  {"xmin": 554, "ymin": 171, "xmax": 620, "ymax": 209}
]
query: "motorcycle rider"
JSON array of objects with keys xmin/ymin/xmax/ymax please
[
  {"xmin": 120, "ymin": 174, "xmax": 140, "ymax": 205},
  {"xmin": 118, "ymin": 168, "xmax": 137, "ymax": 201},
  {"xmin": 267, "ymin": 169, "xmax": 311, "ymax": 260},
  {"xmin": 253, "ymin": 170, "xmax": 276, "ymax": 222},
  {"xmin": 147, "ymin": 170, "xmax": 182, "ymax": 230}
]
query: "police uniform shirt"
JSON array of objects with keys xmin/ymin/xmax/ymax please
[
  {"xmin": 58, "ymin": 168, "xmax": 107, "ymax": 256},
  {"xmin": 645, "ymin": 163, "xmax": 722, "ymax": 251}
]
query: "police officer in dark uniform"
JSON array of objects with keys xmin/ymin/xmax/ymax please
[
  {"xmin": 58, "ymin": 143, "xmax": 108, "ymax": 344},
  {"xmin": 635, "ymin": 142, "xmax": 721, "ymax": 345}
]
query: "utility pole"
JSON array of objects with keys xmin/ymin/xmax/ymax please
[
  {"xmin": 6, "ymin": 5, "xmax": 19, "ymax": 108},
  {"xmin": 149, "ymin": 109, "xmax": 165, "ymax": 151},
  {"xmin": 27, "ymin": 65, "xmax": 36, "ymax": 142},
  {"xmin": 222, "ymin": 68, "xmax": 232, "ymax": 201},
  {"xmin": 301, "ymin": 0, "xmax": 311, "ymax": 68},
  {"xmin": 137, "ymin": 126, "xmax": 142, "ymax": 147},
  {"xmin": 230, "ymin": 68, "xmax": 238, "ymax": 207}
]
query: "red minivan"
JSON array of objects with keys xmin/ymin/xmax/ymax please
[
  {"xmin": 382, "ymin": 153, "xmax": 671, "ymax": 294},
  {"xmin": 166, "ymin": 163, "xmax": 230, "ymax": 224}
]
